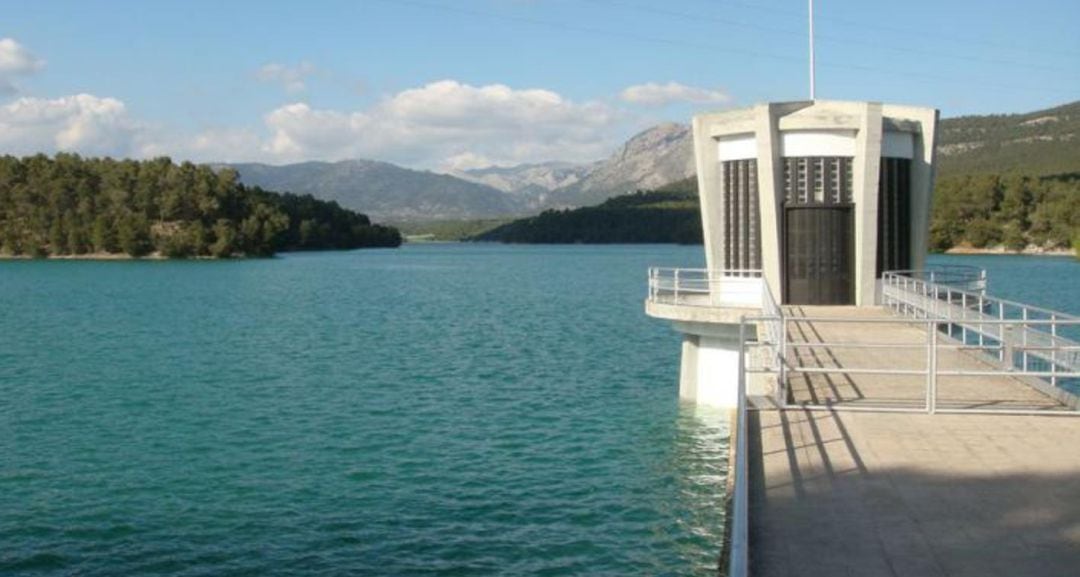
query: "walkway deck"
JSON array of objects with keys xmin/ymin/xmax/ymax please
[
  {"xmin": 783, "ymin": 306, "xmax": 1069, "ymax": 411},
  {"xmin": 748, "ymin": 410, "xmax": 1080, "ymax": 577},
  {"xmin": 749, "ymin": 308, "xmax": 1080, "ymax": 576}
]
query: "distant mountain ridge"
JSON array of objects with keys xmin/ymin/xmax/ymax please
[
  {"xmin": 221, "ymin": 100, "xmax": 1078, "ymax": 221},
  {"xmin": 451, "ymin": 161, "xmax": 596, "ymax": 209},
  {"xmin": 937, "ymin": 100, "xmax": 1080, "ymax": 177},
  {"xmin": 221, "ymin": 159, "xmax": 524, "ymax": 221}
]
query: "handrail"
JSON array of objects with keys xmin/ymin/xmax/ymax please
[
  {"xmin": 886, "ymin": 265, "xmax": 987, "ymax": 293},
  {"xmin": 882, "ymin": 270, "xmax": 1077, "ymax": 321},
  {"xmin": 728, "ymin": 318, "xmax": 752, "ymax": 577},
  {"xmin": 647, "ymin": 268, "xmax": 764, "ymax": 308}
]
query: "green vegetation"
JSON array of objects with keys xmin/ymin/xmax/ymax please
[
  {"xmin": 474, "ymin": 167, "xmax": 1080, "ymax": 253},
  {"xmin": 937, "ymin": 101, "xmax": 1080, "ymax": 178},
  {"xmin": 930, "ymin": 173, "xmax": 1080, "ymax": 252},
  {"xmin": 0, "ymin": 154, "xmax": 401, "ymax": 258},
  {"xmin": 472, "ymin": 180, "xmax": 701, "ymax": 244}
]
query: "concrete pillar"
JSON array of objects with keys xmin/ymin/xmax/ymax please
[
  {"xmin": 675, "ymin": 322, "xmax": 744, "ymax": 408},
  {"xmin": 853, "ymin": 102, "xmax": 883, "ymax": 306},
  {"xmin": 755, "ymin": 104, "xmax": 783, "ymax": 305},
  {"xmin": 679, "ymin": 334, "xmax": 700, "ymax": 401},
  {"xmin": 694, "ymin": 116, "xmax": 724, "ymax": 271},
  {"xmin": 909, "ymin": 109, "xmax": 938, "ymax": 272}
]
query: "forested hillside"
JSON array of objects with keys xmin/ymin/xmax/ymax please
[
  {"xmin": 0, "ymin": 154, "xmax": 401, "ymax": 258},
  {"xmin": 931, "ymin": 173, "xmax": 1080, "ymax": 252},
  {"xmin": 475, "ymin": 170, "xmax": 1080, "ymax": 255},
  {"xmin": 937, "ymin": 101, "xmax": 1080, "ymax": 177},
  {"xmin": 472, "ymin": 178, "xmax": 700, "ymax": 244}
]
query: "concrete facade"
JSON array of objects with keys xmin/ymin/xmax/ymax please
[
  {"xmin": 693, "ymin": 100, "xmax": 939, "ymax": 306},
  {"xmin": 652, "ymin": 100, "xmax": 938, "ymax": 407}
]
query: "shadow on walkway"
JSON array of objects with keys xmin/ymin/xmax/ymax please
[{"xmin": 747, "ymin": 409, "xmax": 1080, "ymax": 577}]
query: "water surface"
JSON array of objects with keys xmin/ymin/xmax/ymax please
[{"xmin": 0, "ymin": 244, "xmax": 730, "ymax": 576}]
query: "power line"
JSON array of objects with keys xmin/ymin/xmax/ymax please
[
  {"xmin": 368, "ymin": 0, "xmax": 1077, "ymax": 100},
  {"xmin": 685, "ymin": 0, "xmax": 1080, "ymax": 60},
  {"xmin": 585, "ymin": 0, "xmax": 1075, "ymax": 75}
]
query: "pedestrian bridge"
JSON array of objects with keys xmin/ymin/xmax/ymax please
[
  {"xmin": 645, "ymin": 265, "xmax": 1080, "ymax": 577},
  {"xmin": 647, "ymin": 265, "xmax": 1080, "ymax": 415}
]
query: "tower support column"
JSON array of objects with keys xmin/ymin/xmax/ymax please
[{"xmin": 674, "ymin": 321, "xmax": 744, "ymax": 408}]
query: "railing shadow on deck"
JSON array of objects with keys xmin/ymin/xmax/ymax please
[{"xmin": 744, "ymin": 408, "xmax": 1080, "ymax": 577}]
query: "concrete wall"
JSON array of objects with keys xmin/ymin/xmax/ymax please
[{"xmin": 692, "ymin": 99, "xmax": 939, "ymax": 307}]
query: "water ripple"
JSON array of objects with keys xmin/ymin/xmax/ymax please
[{"xmin": 0, "ymin": 245, "xmax": 728, "ymax": 576}]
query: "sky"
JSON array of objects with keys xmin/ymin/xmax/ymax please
[{"xmin": 2, "ymin": 0, "xmax": 1077, "ymax": 170}]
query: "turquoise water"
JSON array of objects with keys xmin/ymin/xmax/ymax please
[
  {"xmin": 927, "ymin": 253, "xmax": 1080, "ymax": 316},
  {"xmin": 3, "ymin": 246, "xmax": 1077, "ymax": 577},
  {"xmin": 0, "ymin": 245, "xmax": 733, "ymax": 576}
]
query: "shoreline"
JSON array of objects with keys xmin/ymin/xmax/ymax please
[
  {"xmin": 0, "ymin": 252, "xmax": 190, "ymax": 261},
  {"xmin": 944, "ymin": 245, "xmax": 1075, "ymax": 257}
]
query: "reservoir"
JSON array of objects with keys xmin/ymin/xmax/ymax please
[
  {"xmin": 1, "ymin": 244, "xmax": 1077, "ymax": 575},
  {"xmin": 1, "ymin": 244, "xmax": 724, "ymax": 576}
]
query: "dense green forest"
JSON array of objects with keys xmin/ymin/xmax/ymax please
[
  {"xmin": 931, "ymin": 172, "xmax": 1080, "ymax": 252},
  {"xmin": 474, "ymin": 173, "xmax": 1080, "ymax": 255},
  {"xmin": 472, "ymin": 179, "xmax": 701, "ymax": 244},
  {"xmin": 937, "ymin": 101, "xmax": 1080, "ymax": 178},
  {"xmin": 0, "ymin": 154, "xmax": 401, "ymax": 258}
]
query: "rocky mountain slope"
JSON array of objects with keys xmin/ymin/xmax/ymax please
[
  {"xmin": 222, "ymin": 100, "xmax": 1077, "ymax": 221},
  {"xmin": 464, "ymin": 123, "xmax": 696, "ymax": 209},
  {"xmin": 546, "ymin": 123, "xmax": 696, "ymax": 207},
  {"xmin": 223, "ymin": 159, "xmax": 524, "ymax": 221},
  {"xmin": 452, "ymin": 161, "xmax": 596, "ymax": 209}
]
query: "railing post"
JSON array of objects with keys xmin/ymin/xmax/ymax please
[
  {"xmin": 674, "ymin": 268, "xmax": 680, "ymax": 305},
  {"xmin": 927, "ymin": 319, "xmax": 938, "ymax": 414},
  {"xmin": 999, "ymin": 301, "xmax": 1007, "ymax": 365},
  {"xmin": 978, "ymin": 294, "xmax": 985, "ymax": 350},
  {"xmin": 921, "ymin": 280, "xmax": 928, "ymax": 319},
  {"xmin": 1022, "ymin": 308, "xmax": 1029, "ymax": 372},
  {"xmin": 778, "ymin": 314, "xmax": 788, "ymax": 408},
  {"xmin": 961, "ymin": 291, "xmax": 968, "ymax": 344},
  {"xmin": 1051, "ymin": 314, "xmax": 1058, "ymax": 389}
]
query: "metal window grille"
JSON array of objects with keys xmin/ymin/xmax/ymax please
[
  {"xmin": 783, "ymin": 157, "xmax": 853, "ymax": 206},
  {"xmin": 719, "ymin": 159, "xmax": 762, "ymax": 271}
]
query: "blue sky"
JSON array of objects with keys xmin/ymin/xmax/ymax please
[{"xmin": 2, "ymin": 0, "xmax": 1077, "ymax": 169}]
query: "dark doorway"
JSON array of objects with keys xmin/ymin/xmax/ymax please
[
  {"xmin": 784, "ymin": 206, "xmax": 854, "ymax": 305},
  {"xmin": 877, "ymin": 157, "xmax": 912, "ymax": 276}
]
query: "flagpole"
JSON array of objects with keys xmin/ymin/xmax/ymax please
[{"xmin": 809, "ymin": 0, "xmax": 816, "ymax": 100}]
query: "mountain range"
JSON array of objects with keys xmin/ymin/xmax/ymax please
[{"xmin": 221, "ymin": 100, "xmax": 1078, "ymax": 221}]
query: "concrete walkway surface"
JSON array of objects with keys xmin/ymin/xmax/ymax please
[{"xmin": 748, "ymin": 409, "xmax": 1080, "ymax": 577}]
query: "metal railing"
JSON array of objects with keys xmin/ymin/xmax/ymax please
[
  {"xmin": 658, "ymin": 266, "xmax": 1079, "ymax": 576},
  {"xmin": 775, "ymin": 315, "xmax": 1079, "ymax": 414},
  {"xmin": 882, "ymin": 270, "xmax": 1080, "ymax": 396},
  {"xmin": 884, "ymin": 264, "xmax": 987, "ymax": 294},
  {"xmin": 647, "ymin": 268, "xmax": 763, "ymax": 308},
  {"xmin": 726, "ymin": 318, "xmax": 754, "ymax": 577}
]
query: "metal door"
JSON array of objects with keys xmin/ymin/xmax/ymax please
[{"xmin": 784, "ymin": 206, "xmax": 854, "ymax": 305}]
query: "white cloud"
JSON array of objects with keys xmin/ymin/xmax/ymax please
[
  {"xmin": 620, "ymin": 81, "xmax": 730, "ymax": 106},
  {"xmin": 0, "ymin": 94, "xmax": 144, "ymax": 157},
  {"xmin": 439, "ymin": 151, "xmax": 498, "ymax": 172},
  {"xmin": 255, "ymin": 79, "xmax": 619, "ymax": 167},
  {"xmin": 256, "ymin": 61, "xmax": 317, "ymax": 93},
  {"xmin": 0, "ymin": 38, "xmax": 45, "ymax": 95},
  {"xmin": 0, "ymin": 79, "xmax": 704, "ymax": 169}
]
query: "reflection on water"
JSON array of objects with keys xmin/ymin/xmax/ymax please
[{"xmin": 668, "ymin": 402, "xmax": 732, "ymax": 574}]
